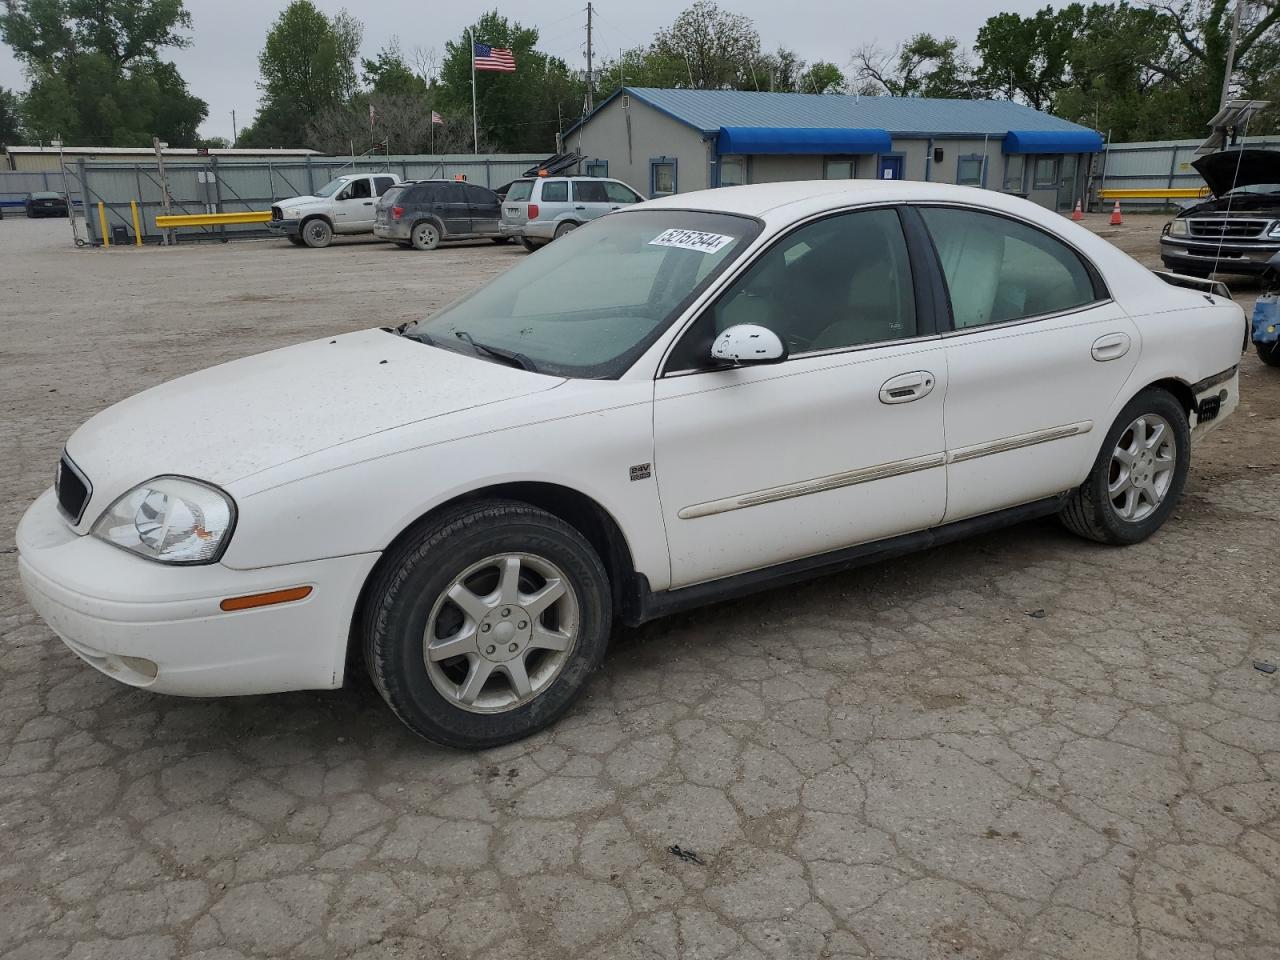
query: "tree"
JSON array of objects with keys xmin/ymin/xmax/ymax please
[
  {"xmin": 800, "ymin": 62, "xmax": 846, "ymax": 95},
  {"xmin": 240, "ymin": 1, "xmax": 362, "ymax": 147},
  {"xmin": 436, "ymin": 10, "xmax": 584, "ymax": 152},
  {"xmin": 0, "ymin": 85, "xmax": 25, "ymax": 143},
  {"xmin": 651, "ymin": 1, "xmax": 761, "ymax": 89},
  {"xmin": 976, "ymin": 5, "xmax": 1086, "ymax": 110},
  {"xmin": 363, "ymin": 39, "xmax": 428, "ymax": 98},
  {"xmin": 853, "ymin": 35, "xmax": 979, "ymax": 98},
  {"xmin": 0, "ymin": 0, "xmax": 206, "ymax": 145}
]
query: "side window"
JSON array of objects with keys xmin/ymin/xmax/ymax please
[
  {"xmin": 919, "ymin": 207, "xmax": 1100, "ymax": 329},
  {"xmin": 347, "ymin": 178, "xmax": 372, "ymax": 199},
  {"xmin": 604, "ymin": 181, "xmax": 641, "ymax": 204},
  {"xmin": 668, "ymin": 207, "xmax": 917, "ymax": 370},
  {"xmin": 441, "ymin": 183, "xmax": 468, "ymax": 204},
  {"xmin": 540, "ymin": 180, "xmax": 568, "ymax": 203},
  {"xmin": 573, "ymin": 180, "xmax": 609, "ymax": 203},
  {"xmin": 463, "ymin": 184, "xmax": 495, "ymax": 204},
  {"xmin": 374, "ymin": 177, "xmax": 395, "ymax": 196}
]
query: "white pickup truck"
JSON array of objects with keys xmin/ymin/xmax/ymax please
[{"xmin": 268, "ymin": 172, "xmax": 402, "ymax": 248}]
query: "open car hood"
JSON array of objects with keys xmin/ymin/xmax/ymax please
[{"xmin": 1192, "ymin": 149, "xmax": 1280, "ymax": 197}]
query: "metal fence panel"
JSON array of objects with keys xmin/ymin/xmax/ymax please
[
  {"xmin": 1097, "ymin": 136, "xmax": 1280, "ymax": 209},
  {"xmin": 0, "ymin": 168, "xmax": 84, "ymax": 210},
  {"xmin": 73, "ymin": 154, "xmax": 550, "ymax": 244}
]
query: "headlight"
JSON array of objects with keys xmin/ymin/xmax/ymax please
[
  {"xmin": 92, "ymin": 477, "xmax": 235, "ymax": 564},
  {"xmin": 1167, "ymin": 219, "xmax": 1189, "ymax": 237},
  {"xmin": 284, "ymin": 207, "xmax": 303, "ymax": 219}
]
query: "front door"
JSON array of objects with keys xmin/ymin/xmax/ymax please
[
  {"xmin": 653, "ymin": 207, "xmax": 947, "ymax": 588},
  {"xmin": 463, "ymin": 183, "xmax": 500, "ymax": 235},
  {"xmin": 332, "ymin": 177, "xmax": 376, "ymax": 232},
  {"xmin": 879, "ymin": 155, "xmax": 904, "ymax": 180},
  {"xmin": 438, "ymin": 183, "xmax": 472, "ymax": 236},
  {"xmin": 915, "ymin": 205, "xmax": 1140, "ymax": 522}
]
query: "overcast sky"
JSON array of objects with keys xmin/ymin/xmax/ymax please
[{"xmin": 0, "ymin": 0, "xmax": 1052, "ymax": 143}]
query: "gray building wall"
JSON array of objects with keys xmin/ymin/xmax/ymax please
[{"xmin": 569, "ymin": 96, "xmax": 709, "ymax": 197}]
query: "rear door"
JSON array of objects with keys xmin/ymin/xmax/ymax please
[
  {"xmin": 571, "ymin": 179, "xmax": 611, "ymax": 222},
  {"xmin": 437, "ymin": 183, "xmax": 472, "ymax": 236},
  {"xmin": 332, "ymin": 177, "xmax": 376, "ymax": 232},
  {"xmin": 918, "ymin": 205, "xmax": 1140, "ymax": 522},
  {"xmin": 464, "ymin": 183, "xmax": 501, "ymax": 235}
]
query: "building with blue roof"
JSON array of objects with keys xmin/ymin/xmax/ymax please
[{"xmin": 564, "ymin": 87, "xmax": 1104, "ymax": 211}]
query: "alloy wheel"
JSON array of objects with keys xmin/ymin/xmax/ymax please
[
  {"xmin": 1108, "ymin": 413, "xmax": 1176, "ymax": 522},
  {"xmin": 423, "ymin": 553, "xmax": 579, "ymax": 713}
]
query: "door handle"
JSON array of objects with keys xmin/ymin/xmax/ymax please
[
  {"xmin": 1091, "ymin": 332, "xmax": 1131, "ymax": 362},
  {"xmin": 362, "ymin": 201, "xmax": 373, "ymax": 205},
  {"xmin": 574, "ymin": 204, "xmax": 586, "ymax": 210},
  {"xmin": 879, "ymin": 371, "xmax": 936, "ymax": 404}
]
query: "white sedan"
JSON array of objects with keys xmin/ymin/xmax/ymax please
[{"xmin": 17, "ymin": 181, "xmax": 1245, "ymax": 748}]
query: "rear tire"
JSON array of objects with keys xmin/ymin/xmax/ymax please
[
  {"xmin": 1256, "ymin": 341, "xmax": 1280, "ymax": 367},
  {"xmin": 363, "ymin": 500, "xmax": 612, "ymax": 749},
  {"xmin": 301, "ymin": 218, "xmax": 332, "ymax": 248},
  {"xmin": 410, "ymin": 220, "xmax": 441, "ymax": 251},
  {"xmin": 1059, "ymin": 387, "xmax": 1190, "ymax": 545},
  {"xmin": 520, "ymin": 237, "xmax": 540, "ymax": 252},
  {"xmin": 553, "ymin": 221, "xmax": 578, "ymax": 240}
]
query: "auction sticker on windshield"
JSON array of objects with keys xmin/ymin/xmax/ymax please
[{"xmin": 649, "ymin": 228, "xmax": 735, "ymax": 254}]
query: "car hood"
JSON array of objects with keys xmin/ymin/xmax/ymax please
[
  {"xmin": 276, "ymin": 195, "xmax": 325, "ymax": 209},
  {"xmin": 65, "ymin": 329, "xmax": 564, "ymax": 497},
  {"xmin": 1192, "ymin": 148, "xmax": 1280, "ymax": 197}
]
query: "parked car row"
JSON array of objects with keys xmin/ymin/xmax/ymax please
[
  {"xmin": 0, "ymin": 192, "xmax": 72, "ymax": 220},
  {"xmin": 266, "ymin": 172, "xmax": 645, "ymax": 251}
]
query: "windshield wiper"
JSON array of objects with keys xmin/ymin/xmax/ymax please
[{"xmin": 454, "ymin": 330, "xmax": 538, "ymax": 373}]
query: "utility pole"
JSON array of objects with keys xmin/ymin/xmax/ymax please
[
  {"xmin": 153, "ymin": 135, "xmax": 173, "ymax": 246},
  {"xmin": 1219, "ymin": 0, "xmax": 1244, "ymax": 112},
  {"xmin": 231, "ymin": 109, "xmax": 238, "ymax": 147},
  {"xmin": 585, "ymin": 2, "xmax": 594, "ymax": 114}
]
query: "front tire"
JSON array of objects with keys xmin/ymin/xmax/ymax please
[
  {"xmin": 363, "ymin": 501, "xmax": 612, "ymax": 749},
  {"xmin": 1257, "ymin": 341, "xmax": 1280, "ymax": 367},
  {"xmin": 410, "ymin": 220, "xmax": 440, "ymax": 251},
  {"xmin": 301, "ymin": 218, "xmax": 332, "ymax": 248},
  {"xmin": 1059, "ymin": 388, "xmax": 1190, "ymax": 545}
]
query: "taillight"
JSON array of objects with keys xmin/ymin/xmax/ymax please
[
  {"xmin": 527, "ymin": 203, "xmax": 539, "ymax": 219},
  {"xmin": 392, "ymin": 206, "xmax": 404, "ymax": 220}
]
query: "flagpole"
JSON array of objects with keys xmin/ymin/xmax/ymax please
[{"xmin": 469, "ymin": 28, "xmax": 479, "ymax": 153}]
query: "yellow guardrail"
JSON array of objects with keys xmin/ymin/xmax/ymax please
[
  {"xmin": 154, "ymin": 211, "xmax": 272, "ymax": 228},
  {"xmin": 1098, "ymin": 187, "xmax": 1210, "ymax": 200}
]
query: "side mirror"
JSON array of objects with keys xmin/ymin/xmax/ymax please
[{"xmin": 711, "ymin": 324, "xmax": 788, "ymax": 365}]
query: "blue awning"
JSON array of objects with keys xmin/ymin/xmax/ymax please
[
  {"xmin": 717, "ymin": 126, "xmax": 892, "ymax": 156},
  {"xmin": 1004, "ymin": 130, "xmax": 1103, "ymax": 155}
]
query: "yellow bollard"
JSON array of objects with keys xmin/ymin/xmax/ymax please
[
  {"xmin": 130, "ymin": 200, "xmax": 142, "ymax": 246},
  {"xmin": 97, "ymin": 201, "xmax": 109, "ymax": 247}
]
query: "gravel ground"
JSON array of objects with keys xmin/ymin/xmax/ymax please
[{"xmin": 1, "ymin": 212, "xmax": 1278, "ymax": 960}]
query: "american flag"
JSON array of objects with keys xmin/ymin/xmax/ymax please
[
  {"xmin": 474, "ymin": 43, "xmax": 516, "ymax": 72},
  {"xmin": 431, "ymin": 110, "xmax": 444, "ymax": 125}
]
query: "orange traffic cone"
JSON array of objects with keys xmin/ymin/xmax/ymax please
[
  {"xmin": 1071, "ymin": 200, "xmax": 1083, "ymax": 222},
  {"xmin": 1109, "ymin": 201, "xmax": 1123, "ymax": 226}
]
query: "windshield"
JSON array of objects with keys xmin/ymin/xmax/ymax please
[
  {"xmin": 314, "ymin": 178, "xmax": 348, "ymax": 197},
  {"xmin": 404, "ymin": 210, "xmax": 761, "ymax": 378},
  {"xmin": 506, "ymin": 180, "xmax": 534, "ymax": 202}
]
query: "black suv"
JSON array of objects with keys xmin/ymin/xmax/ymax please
[
  {"xmin": 1160, "ymin": 148, "xmax": 1280, "ymax": 278},
  {"xmin": 374, "ymin": 180, "xmax": 506, "ymax": 251}
]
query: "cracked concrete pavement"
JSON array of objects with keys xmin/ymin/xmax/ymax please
[{"xmin": 1, "ymin": 214, "xmax": 1278, "ymax": 959}]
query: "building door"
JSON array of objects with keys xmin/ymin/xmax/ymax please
[
  {"xmin": 1056, "ymin": 155, "xmax": 1079, "ymax": 212},
  {"xmin": 879, "ymin": 155, "xmax": 904, "ymax": 180}
]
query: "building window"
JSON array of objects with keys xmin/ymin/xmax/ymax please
[
  {"xmin": 1003, "ymin": 155, "xmax": 1025, "ymax": 193},
  {"xmin": 585, "ymin": 159, "xmax": 608, "ymax": 177},
  {"xmin": 1033, "ymin": 156, "xmax": 1059, "ymax": 188},
  {"xmin": 823, "ymin": 158, "xmax": 855, "ymax": 179},
  {"xmin": 956, "ymin": 155, "xmax": 985, "ymax": 186},
  {"xmin": 720, "ymin": 157, "xmax": 746, "ymax": 186},
  {"xmin": 650, "ymin": 157, "xmax": 676, "ymax": 196}
]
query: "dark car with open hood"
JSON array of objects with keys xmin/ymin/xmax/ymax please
[{"xmin": 1160, "ymin": 148, "xmax": 1280, "ymax": 278}]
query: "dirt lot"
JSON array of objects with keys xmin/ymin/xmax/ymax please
[{"xmin": 1, "ymin": 212, "xmax": 1278, "ymax": 960}]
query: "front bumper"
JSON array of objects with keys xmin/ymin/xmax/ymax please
[
  {"xmin": 266, "ymin": 218, "xmax": 302, "ymax": 238},
  {"xmin": 16, "ymin": 488, "xmax": 379, "ymax": 697},
  {"xmin": 1160, "ymin": 237, "xmax": 1279, "ymax": 276}
]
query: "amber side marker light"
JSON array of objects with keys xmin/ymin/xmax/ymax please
[{"xmin": 220, "ymin": 586, "xmax": 313, "ymax": 612}]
